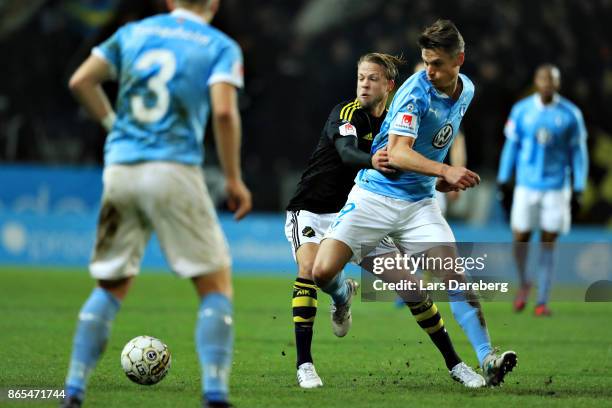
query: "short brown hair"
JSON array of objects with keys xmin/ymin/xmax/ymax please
[
  {"xmin": 357, "ymin": 53, "xmax": 405, "ymax": 81},
  {"xmin": 417, "ymin": 19, "xmax": 465, "ymax": 56}
]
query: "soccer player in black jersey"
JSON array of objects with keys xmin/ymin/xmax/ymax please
[{"xmin": 284, "ymin": 53, "xmax": 485, "ymax": 389}]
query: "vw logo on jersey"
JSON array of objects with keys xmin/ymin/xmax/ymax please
[{"xmin": 432, "ymin": 124, "xmax": 454, "ymax": 149}]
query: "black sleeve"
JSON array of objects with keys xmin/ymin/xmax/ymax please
[
  {"xmin": 334, "ymin": 136, "xmax": 373, "ymax": 168},
  {"xmin": 323, "ymin": 101, "xmax": 373, "ymax": 168}
]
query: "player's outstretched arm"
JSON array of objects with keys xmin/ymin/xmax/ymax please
[
  {"xmin": 210, "ymin": 82, "xmax": 252, "ymax": 220},
  {"xmin": 333, "ymin": 137, "xmax": 395, "ymax": 174},
  {"xmin": 68, "ymin": 55, "xmax": 116, "ymax": 131},
  {"xmin": 387, "ymin": 133, "xmax": 479, "ymax": 190}
]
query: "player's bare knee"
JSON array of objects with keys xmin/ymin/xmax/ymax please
[
  {"xmin": 540, "ymin": 231, "xmax": 558, "ymax": 243},
  {"xmin": 295, "ymin": 243, "xmax": 319, "ymax": 280},
  {"xmin": 312, "ymin": 262, "xmax": 333, "ymax": 288},
  {"xmin": 192, "ymin": 266, "xmax": 233, "ymax": 300},
  {"xmin": 513, "ymin": 231, "xmax": 531, "ymax": 242},
  {"xmin": 297, "ymin": 259, "xmax": 315, "ymax": 280},
  {"xmin": 98, "ymin": 277, "xmax": 132, "ymax": 300}
]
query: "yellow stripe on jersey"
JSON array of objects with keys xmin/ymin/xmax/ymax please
[
  {"xmin": 340, "ymin": 101, "xmax": 357, "ymax": 121},
  {"xmin": 346, "ymin": 98, "xmax": 361, "ymax": 122}
]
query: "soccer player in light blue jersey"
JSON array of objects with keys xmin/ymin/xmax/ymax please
[
  {"xmin": 61, "ymin": 1, "xmax": 251, "ymax": 407},
  {"xmin": 497, "ymin": 64, "xmax": 588, "ymax": 316},
  {"xmin": 313, "ymin": 20, "xmax": 517, "ymax": 386}
]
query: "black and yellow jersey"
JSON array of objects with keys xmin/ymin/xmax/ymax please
[{"xmin": 286, "ymin": 98, "xmax": 385, "ymax": 213}]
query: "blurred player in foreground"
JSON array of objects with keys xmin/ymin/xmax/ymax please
[
  {"xmin": 285, "ymin": 53, "xmax": 484, "ymax": 388},
  {"xmin": 497, "ymin": 64, "xmax": 588, "ymax": 316},
  {"xmin": 313, "ymin": 19, "xmax": 517, "ymax": 386},
  {"xmin": 61, "ymin": 1, "xmax": 251, "ymax": 407}
]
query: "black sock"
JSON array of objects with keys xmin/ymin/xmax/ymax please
[
  {"xmin": 407, "ymin": 296, "xmax": 462, "ymax": 370},
  {"xmin": 292, "ymin": 278, "xmax": 317, "ymax": 368}
]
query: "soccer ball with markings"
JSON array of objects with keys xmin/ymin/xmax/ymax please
[{"xmin": 120, "ymin": 335, "xmax": 171, "ymax": 385}]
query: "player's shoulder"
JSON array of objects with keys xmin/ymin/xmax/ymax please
[
  {"xmin": 127, "ymin": 12, "xmax": 168, "ymax": 29},
  {"xmin": 392, "ymin": 71, "xmax": 431, "ymax": 111},
  {"xmin": 458, "ymin": 73, "xmax": 475, "ymax": 96},
  {"xmin": 556, "ymin": 95, "xmax": 584, "ymax": 118},
  {"xmin": 196, "ymin": 21, "xmax": 241, "ymax": 51},
  {"xmin": 330, "ymin": 98, "xmax": 365, "ymax": 122},
  {"xmin": 511, "ymin": 94, "xmax": 536, "ymax": 114}
]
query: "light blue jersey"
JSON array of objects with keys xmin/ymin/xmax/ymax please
[
  {"xmin": 356, "ymin": 70, "xmax": 474, "ymax": 201},
  {"xmin": 93, "ymin": 9, "xmax": 244, "ymax": 165},
  {"xmin": 497, "ymin": 94, "xmax": 588, "ymax": 191}
]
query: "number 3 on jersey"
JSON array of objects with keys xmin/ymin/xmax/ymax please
[{"xmin": 131, "ymin": 49, "xmax": 176, "ymax": 123}]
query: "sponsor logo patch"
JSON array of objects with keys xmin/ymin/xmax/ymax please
[
  {"xmin": 432, "ymin": 124, "xmax": 454, "ymax": 148},
  {"xmin": 339, "ymin": 122, "xmax": 357, "ymax": 137},
  {"xmin": 393, "ymin": 112, "xmax": 417, "ymax": 133}
]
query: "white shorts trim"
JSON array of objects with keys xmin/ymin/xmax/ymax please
[
  {"xmin": 510, "ymin": 185, "xmax": 571, "ymax": 234},
  {"xmin": 90, "ymin": 162, "xmax": 231, "ymax": 280}
]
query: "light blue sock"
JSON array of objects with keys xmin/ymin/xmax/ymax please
[
  {"xmin": 320, "ymin": 271, "xmax": 349, "ymax": 305},
  {"xmin": 65, "ymin": 287, "xmax": 120, "ymax": 399},
  {"xmin": 536, "ymin": 246, "xmax": 554, "ymax": 305},
  {"xmin": 448, "ymin": 290, "xmax": 492, "ymax": 365},
  {"xmin": 196, "ymin": 293, "xmax": 233, "ymax": 404}
]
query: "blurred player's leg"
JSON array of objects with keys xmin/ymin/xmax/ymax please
[
  {"xmin": 512, "ymin": 232, "xmax": 532, "ymax": 312},
  {"xmin": 534, "ymin": 189, "xmax": 568, "ymax": 316},
  {"xmin": 64, "ymin": 279, "xmax": 130, "ymax": 405},
  {"xmin": 145, "ymin": 163, "xmax": 234, "ymax": 407},
  {"xmin": 535, "ymin": 234, "xmax": 557, "ymax": 316},
  {"xmin": 511, "ymin": 186, "xmax": 538, "ymax": 312},
  {"xmin": 64, "ymin": 165, "xmax": 149, "ymax": 406},
  {"xmin": 192, "ymin": 268, "xmax": 234, "ymax": 408}
]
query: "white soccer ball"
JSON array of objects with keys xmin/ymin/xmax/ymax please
[{"xmin": 120, "ymin": 335, "xmax": 171, "ymax": 385}]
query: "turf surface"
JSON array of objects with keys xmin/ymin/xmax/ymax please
[{"xmin": 1, "ymin": 268, "xmax": 611, "ymax": 407}]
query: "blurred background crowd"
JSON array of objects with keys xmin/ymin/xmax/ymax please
[{"xmin": 1, "ymin": 0, "xmax": 611, "ymax": 224}]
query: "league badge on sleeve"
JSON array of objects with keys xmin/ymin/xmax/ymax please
[{"xmin": 339, "ymin": 122, "xmax": 358, "ymax": 137}]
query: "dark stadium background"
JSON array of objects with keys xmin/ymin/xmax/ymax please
[{"xmin": 0, "ymin": 0, "xmax": 610, "ymax": 223}]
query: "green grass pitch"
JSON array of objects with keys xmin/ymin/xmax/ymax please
[{"xmin": 1, "ymin": 268, "xmax": 611, "ymax": 407}]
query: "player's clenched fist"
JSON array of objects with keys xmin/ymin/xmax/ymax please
[
  {"xmin": 441, "ymin": 165, "xmax": 480, "ymax": 190},
  {"xmin": 371, "ymin": 149, "xmax": 397, "ymax": 174}
]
